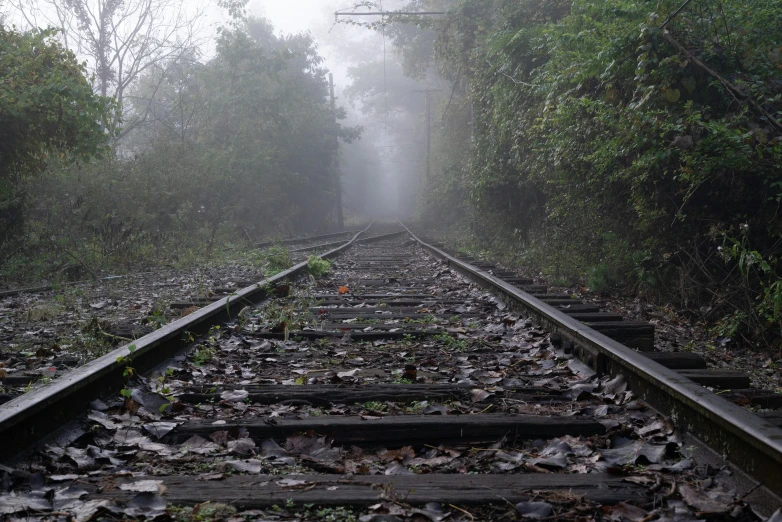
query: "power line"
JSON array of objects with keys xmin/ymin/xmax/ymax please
[{"xmin": 335, "ymin": 11, "xmax": 446, "ymax": 17}]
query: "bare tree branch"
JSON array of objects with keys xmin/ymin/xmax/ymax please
[{"xmin": 6, "ymin": 0, "xmax": 209, "ymax": 137}]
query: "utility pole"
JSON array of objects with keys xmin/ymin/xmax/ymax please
[
  {"xmin": 413, "ymin": 89, "xmax": 442, "ymax": 178},
  {"xmin": 329, "ymin": 73, "xmax": 344, "ymax": 230}
]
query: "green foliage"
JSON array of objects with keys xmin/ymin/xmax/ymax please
[
  {"xmin": 434, "ymin": 332, "xmax": 469, "ymax": 352},
  {"xmin": 408, "ymin": 0, "xmax": 782, "ymax": 341},
  {"xmin": 117, "ymin": 344, "xmax": 137, "ymax": 398},
  {"xmin": 0, "ymin": 24, "xmax": 117, "ymax": 251},
  {"xmin": 190, "ymin": 346, "xmax": 215, "ymax": 367},
  {"xmin": 307, "ymin": 256, "xmax": 331, "ymax": 278},
  {"xmin": 361, "ymin": 401, "xmax": 387, "ymax": 412}
]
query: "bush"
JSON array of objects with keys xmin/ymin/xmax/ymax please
[{"xmin": 414, "ymin": 0, "xmax": 782, "ymax": 341}]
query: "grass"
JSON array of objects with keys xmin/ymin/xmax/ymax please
[
  {"xmin": 190, "ymin": 346, "xmax": 215, "ymax": 366},
  {"xmin": 361, "ymin": 401, "xmax": 386, "ymax": 412},
  {"xmin": 265, "ymin": 245, "xmax": 293, "ymax": 274},
  {"xmin": 434, "ymin": 332, "xmax": 469, "ymax": 352},
  {"xmin": 170, "ymin": 503, "xmax": 237, "ymax": 521},
  {"xmin": 23, "ymin": 302, "xmax": 62, "ymax": 321}
]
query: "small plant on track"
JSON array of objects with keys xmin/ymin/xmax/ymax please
[
  {"xmin": 265, "ymin": 245, "xmax": 293, "ymax": 274},
  {"xmin": 307, "ymin": 256, "xmax": 330, "ymax": 277}
]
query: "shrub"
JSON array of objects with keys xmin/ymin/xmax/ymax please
[{"xmin": 307, "ymin": 256, "xmax": 330, "ymax": 278}]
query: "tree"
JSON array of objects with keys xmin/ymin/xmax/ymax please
[
  {"xmin": 0, "ymin": 24, "xmax": 117, "ymax": 250},
  {"xmin": 114, "ymin": 16, "xmax": 362, "ymax": 241},
  {"xmin": 6, "ymin": 0, "xmax": 207, "ymax": 137}
]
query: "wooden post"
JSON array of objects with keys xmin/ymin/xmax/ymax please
[
  {"xmin": 413, "ymin": 89, "xmax": 442, "ymax": 179},
  {"xmin": 425, "ymin": 92, "xmax": 431, "ymax": 178},
  {"xmin": 329, "ymin": 73, "xmax": 344, "ymax": 230}
]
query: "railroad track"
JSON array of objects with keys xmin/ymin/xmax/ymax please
[
  {"xmin": 0, "ymin": 227, "xmax": 371, "ymax": 396},
  {"xmin": 0, "ymin": 223, "xmax": 780, "ymax": 519}
]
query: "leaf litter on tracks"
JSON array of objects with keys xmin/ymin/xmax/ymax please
[{"xmin": 0, "ymin": 239, "xmax": 764, "ymax": 521}]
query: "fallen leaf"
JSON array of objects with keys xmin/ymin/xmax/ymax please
[
  {"xmin": 678, "ymin": 484, "xmax": 731, "ymax": 513},
  {"xmin": 143, "ymin": 421, "xmax": 178, "ymax": 439},
  {"xmin": 64, "ymin": 447, "xmax": 96, "ymax": 470},
  {"xmin": 197, "ymin": 473, "xmax": 225, "ymax": 481},
  {"xmin": 516, "ymin": 502, "xmax": 553, "ymax": 519},
  {"xmin": 276, "ymin": 478, "xmax": 313, "ymax": 488},
  {"xmin": 600, "ymin": 438, "xmax": 671, "ymax": 466},
  {"xmin": 0, "ymin": 492, "xmax": 51, "ymax": 515},
  {"xmin": 180, "ymin": 435, "xmax": 219, "ymax": 454},
  {"xmin": 130, "ymin": 389, "xmax": 170, "ymax": 412},
  {"xmin": 603, "ymin": 502, "xmax": 648, "ymax": 521},
  {"xmin": 119, "ymin": 493, "xmax": 167, "ymax": 518},
  {"xmin": 120, "ymin": 480, "xmax": 166, "ymax": 494},
  {"xmin": 220, "ymin": 389, "xmax": 249, "ymax": 402},
  {"xmin": 529, "ymin": 454, "xmax": 567, "ymax": 469},
  {"xmin": 58, "ymin": 499, "xmax": 110, "ymax": 522},
  {"xmin": 87, "ymin": 411, "xmax": 118, "ymax": 430},
  {"xmin": 54, "ymin": 485, "xmax": 89, "ymax": 502},
  {"xmin": 224, "ymin": 459, "xmax": 263, "ymax": 474},
  {"xmin": 49, "ymin": 474, "xmax": 80, "ymax": 482},
  {"xmin": 378, "ymin": 446, "xmax": 415, "ymax": 463},
  {"xmin": 470, "ymin": 389, "xmax": 493, "ymax": 403},
  {"xmin": 384, "ymin": 461, "xmax": 413, "ymax": 475},
  {"xmin": 767, "ymin": 509, "xmax": 782, "ymax": 522}
]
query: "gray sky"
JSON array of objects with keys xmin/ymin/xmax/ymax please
[
  {"xmin": 251, "ymin": 0, "xmax": 328, "ymax": 34},
  {"xmin": 247, "ymin": 0, "xmax": 406, "ymax": 97},
  {"xmin": 248, "ymin": 0, "xmax": 384, "ymax": 92}
]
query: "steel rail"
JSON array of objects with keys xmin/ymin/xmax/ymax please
[
  {"xmin": 402, "ymin": 223, "xmax": 782, "ymax": 511},
  {"xmin": 290, "ymin": 230, "xmax": 410, "ymax": 253},
  {"xmin": 255, "ymin": 229, "xmax": 363, "ymax": 248},
  {"xmin": 0, "ymin": 223, "xmax": 386, "ymax": 462}
]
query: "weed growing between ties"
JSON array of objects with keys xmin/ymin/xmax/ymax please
[
  {"xmin": 307, "ymin": 256, "xmax": 331, "ymax": 278},
  {"xmin": 251, "ymin": 296, "xmax": 317, "ymax": 340},
  {"xmin": 189, "ymin": 325, "xmax": 222, "ymax": 366},
  {"xmin": 264, "ymin": 246, "xmax": 294, "ymax": 275},
  {"xmin": 434, "ymin": 332, "xmax": 470, "ymax": 352}
]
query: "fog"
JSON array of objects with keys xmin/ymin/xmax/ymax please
[
  {"xmin": 261, "ymin": 0, "xmax": 448, "ymax": 221},
  {"xmin": 1, "ymin": 0, "xmax": 442, "ymax": 223},
  {"xmin": 0, "ymin": 0, "xmax": 449, "ymax": 268}
]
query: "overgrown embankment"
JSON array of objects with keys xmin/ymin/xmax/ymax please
[{"xmin": 417, "ymin": 0, "xmax": 782, "ymax": 343}]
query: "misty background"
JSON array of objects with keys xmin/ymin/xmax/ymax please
[{"xmin": 2, "ymin": 0, "xmax": 437, "ymax": 222}]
